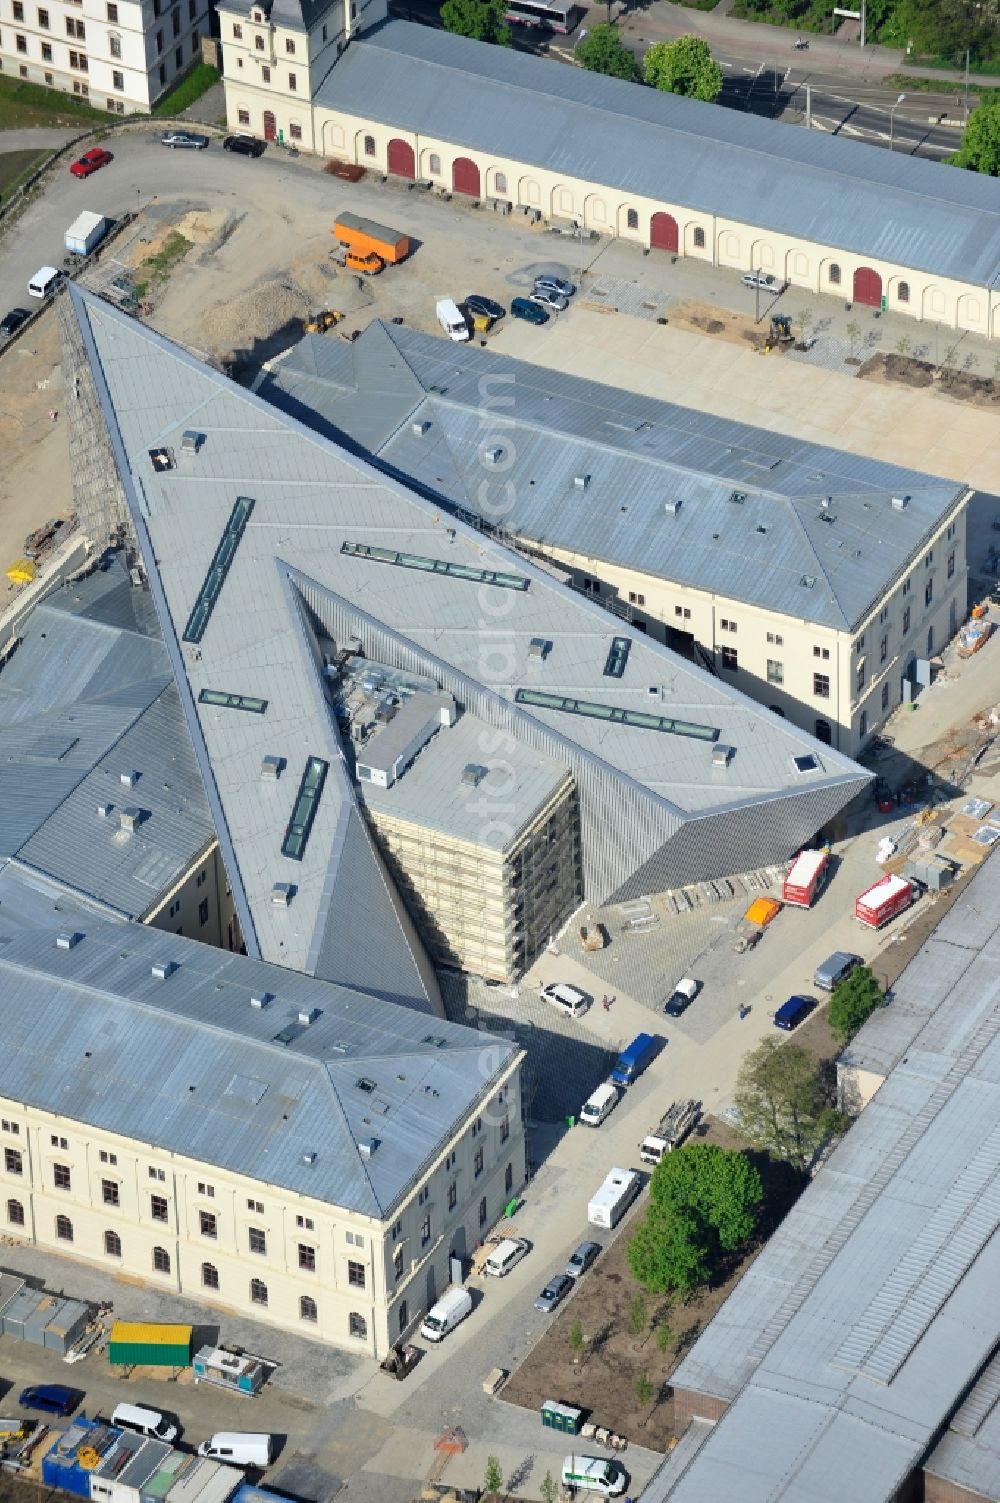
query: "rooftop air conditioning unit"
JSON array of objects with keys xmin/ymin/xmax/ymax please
[
  {"xmin": 713, "ymin": 744, "xmax": 735, "ymax": 767},
  {"xmin": 892, "ymin": 495, "xmax": 909, "ymax": 511},
  {"xmin": 462, "ymin": 763, "xmax": 488, "ymax": 787},
  {"xmin": 272, "ymin": 882, "xmax": 295, "ymax": 907},
  {"xmin": 411, "ymin": 420, "xmax": 430, "ymax": 436},
  {"xmin": 261, "ymin": 755, "xmax": 284, "ymax": 780},
  {"xmin": 181, "ymin": 430, "xmax": 204, "ymax": 455},
  {"xmin": 574, "ymin": 474, "xmax": 590, "ymax": 490},
  {"xmin": 250, "ymin": 991, "xmax": 272, "ymax": 1009},
  {"xmin": 55, "ymin": 932, "xmax": 82, "ymax": 951},
  {"xmin": 120, "ymin": 806, "xmax": 143, "ymax": 833},
  {"xmin": 302, "ymin": 1150, "xmax": 317, "ymax": 1166},
  {"xmin": 151, "ymin": 960, "xmax": 177, "ymax": 980},
  {"xmin": 120, "ymin": 769, "xmax": 139, "ymax": 788},
  {"xmin": 97, "ymin": 802, "xmax": 113, "ymax": 818},
  {"xmin": 664, "ymin": 499, "xmax": 682, "ymax": 515},
  {"xmin": 485, "ymin": 447, "xmax": 504, "ymax": 465},
  {"xmin": 297, "ymin": 1007, "xmax": 320, "ymax": 1026},
  {"xmin": 528, "ymin": 638, "xmax": 550, "ymax": 659}
]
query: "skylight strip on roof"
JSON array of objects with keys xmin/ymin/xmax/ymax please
[
  {"xmin": 182, "ymin": 496, "xmax": 255, "ymax": 644},
  {"xmin": 514, "ymin": 688, "xmax": 719, "ymax": 742},
  {"xmin": 198, "ymin": 688, "xmax": 269, "ymax": 715},
  {"xmin": 281, "ymin": 756, "xmax": 329, "ymax": 861},
  {"xmin": 604, "ymin": 637, "xmax": 631, "ymax": 679},
  {"xmin": 341, "ymin": 540, "xmax": 529, "ymax": 592}
]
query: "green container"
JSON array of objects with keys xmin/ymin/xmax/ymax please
[
  {"xmin": 541, "ymin": 1400, "xmax": 582, "ymax": 1434},
  {"xmin": 108, "ymin": 1321, "xmax": 192, "ymax": 1368}
]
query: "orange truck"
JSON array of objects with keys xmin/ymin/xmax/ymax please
[{"xmin": 333, "ymin": 212, "xmax": 410, "ymax": 275}]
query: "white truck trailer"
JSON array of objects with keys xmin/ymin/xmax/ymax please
[
  {"xmin": 639, "ymin": 1099, "xmax": 701, "ymax": 1166},
  {"xmin": 65, "ymin": 211, "xmax": 110, "ymax": 257},
  {"xmin": 587, "ymin": 1167, "xmax": 640, "ymax": 1229}
]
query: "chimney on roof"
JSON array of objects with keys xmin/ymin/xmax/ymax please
[
  {"xmin": 297, "ymin": 1007, "xmax": 320, "ymax": 1026},
  {"xmin": 250, "ymin": 991, "xmax": 272, "ymax": 1009},
  {"xmin": 151, "ymin": 960, "xmax": 177, "ymax": 980},
  {"xmin": 120, "ymin": 769, "xmax": 139, "ymax": 788},
  {"xmin": 119, "ymin": 807, "xmax": 143, "ymax": 834}
]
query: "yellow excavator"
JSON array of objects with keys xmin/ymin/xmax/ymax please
[{"xmin": 304, "ymin": 309, "xmax": 344, "ymax": 334}]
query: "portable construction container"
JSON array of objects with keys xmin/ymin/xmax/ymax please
[
  {"xmin": 65, "ymin": 210, "xmax": 110, "ymax": 256},
  {"xmin": 333, "ymin": 211, "xmax": 409, "ymax": 264},
  {"xmin": 108, "ymin": 1322, "xmax": 192, "ymax": 1368},
  {"xmin": 162, "ymin": 1456, "xmax": 242, "ymax": 1503},
  {"xmin": 855, "ymin": 873, "xmax": 916, "ymax": 930},
  {"xmin": 42, "ymin": 1417, "xmax": 121, "ymax": 1497},
  {"xmin": 44, "ymin": 1297, "xmax": 90, "ymax": 1353},
  {"xmin": 138, "ymin": 1447, "xmax": 189, "ymax": 1503},
  {"xmin": 744, "ymin": 896, "xmax": 781, "ymax": 927},
  {"xmin": 782, "ymin": 848, "xmax": 830, "ymax": 909},
  {"xmin": 2, "ymin": 1286, "xmax": 41, "ymax": 1341},
  {"xmin": 192, "ymin": 1347, "xmax": 268, "ymax": 1397}
]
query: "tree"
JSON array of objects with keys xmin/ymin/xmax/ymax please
[
  {"xmin": 828, "ymin": 964, "xmax": 884, "ymax": 1043},
  {"xmin": 895, "ymin": 334, "xmax": 913, "ymax": 356},
  {"xmin": 734, "ymin": 1038, "xmax": 845, "ymax": 1171},
  {"xmin": 576, "ymin": 23, "xmax": 641, "ymax": 82},
  {"xmin": 954, "ymin": 96, "xmax": 1000, "ymax": 175},
  {"xmin": 483, "ymin": 1456, "xmax": 504, "ymax": 1495},
  {"xmin": 540, "ymin": 1473, "xmax": 558, "ymax": 1503},
  {"xmin": 441, "ymin": 0, "xmax": 511, "ymax": 46},
  {"xmin": 891, "ymin": 0, "xmax": 991, "ymax": 63},
  {"xmin": 656, "ymin": 1318, "xmax": 674, "ymax": 1355},
  {"xmin": 568, "ymin": 1318, "xmax": 585, "ymax": 1360},
  {"xmin": 643, "ymin": 36, "xmax": 723, "ymax": 102},
  {"xmin": 628, "ymin": 1205, "xmax": 712, "ymax": 1294},
  {"xmin": 649, "ymin": 1144, "xmax": 763, "ymax": 1253},
  {"xmin": 628, "ymin": 1293, "xmax": 648, "ymax": 1337},
  {"xmin": 635, "ymin": 1373, "xmax": 655, "ymax": 1422},
  {"xmin": 846, "ymin": 319, "xmax": 862, "ymax": 359},
  {"xmin": 796, "ymin": 308, "xmax": 813, "ymax": 344}
]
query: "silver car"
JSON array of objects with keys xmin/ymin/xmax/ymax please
[
  {"xmin": 534, "ymin": 274, "xmax": 575, "ymax": 298},
  {"xmin": 741, "ymin": 271, "xmax": 776, "ymax": 290},
  {"xmin": 160, "ymin": 130, "xmax": 209, "ymax": 149},
  {"xmin": 534, "ymin": 1272, "xmax": 574, "ymax": 1313},
  {"xmin": 565, "ymin": 1240, "xmax": 601, "ymax": 1280},
  {"xmin": 530, "ymin": 288, "xmax": 569, "ymax": 313}
]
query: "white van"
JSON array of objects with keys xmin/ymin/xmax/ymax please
[
  {"xmin": 561, "ymin": 1456, "xmax": 628, "ymax": 1497},
  {"xmin": 420, "ymin": 1285, "xmax": 473, "ymax": 1342},
  {"xmin": 579, "ymin": 1082, "xmax": 620, "ymax": 1128},
  {"xmin": 27, "ymin": 266, "xmax": 62, "ymax": 300},
  {"xmin": 111, "ymin": 1403, "xmax": 178, "ymax": 1443},
  {"xmin": 197, "ymin": 1433, "xmax": 273, "ymax": 1467},
  {"xmin": 483, "ymin": 1236, "xmax": 529, "ymax": 1278},
  {"xmin": 436, "ymin": 297, "xmax": 470, "ymax": 342},
  {"xmin": 539, "ymin": 981, "xmax": 589, "ymax": 1019}
]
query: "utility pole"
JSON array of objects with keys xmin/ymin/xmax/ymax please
[
  {"xmin": 806, "ymin": 83, "xmax": 811, "ymax": 129},
  {"xmin": 860, "ymin": 0, "xmax": 866, "ymax": 48},
  {"xmin": 889, "ymin": 92, "xmax": 906, "ymax": 151},
  {"xmin": 964, "ymin": 47, "xmax": 970, "ymax": 124}
]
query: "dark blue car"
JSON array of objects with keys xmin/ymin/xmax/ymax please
[
  {"xmin": 19, "ymin": 1384, "xmax": 78, "ymax": 1415},
  {"xmin": 773, "ymin": 995, "xmax": 816, "ymax": 1032},
  {"xmin": 511, "ymin": 296, "xmax": 548, "ymax": 326}
]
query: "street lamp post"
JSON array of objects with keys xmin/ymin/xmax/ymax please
[{"xmin": 889, "ymin": 92, "xmax": 906, "ymax": 152}]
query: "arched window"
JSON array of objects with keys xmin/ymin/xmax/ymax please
[
  {"xmin": 152, "ymin": 1246, "xmax": 171, "ymax": 1273},
  {"xmin": 7, "ymin": 1200, "xmax": 24, "ymax": 1226},
  {"xmin": 104, "ymin": 1229, "xmax": 121, "ymax": 1256},
  {"xmin": 363, "ymin": 134, "xmax": 375, "ymax": 157},
  {"xmin": 349, "ymin": 1312, "xmax": 367, "ymax": 1339},
  {"xmin": 202, "ymin": 1262, "xmax": 219, "ymax": 1289},
  {"xmin": 250, "ymin": 1278, "xmax": 268, "ymax": 1306},
  {"xmin": 428, "ymin": 152, "xmax": 441, "ymax": 174},
  {"xmin": 828, "ymin": 264, "xmax": 841, "ymax": 286},
  {"xmin": 693, "ymin": 226, "xmax": 706, "ymax": 249},
  {"xmin": 626, "ymin": 208, "xmax": 638, "ymax": 230},
  {"xmin": 897, "ymin": 281, "xmax": 910, "ymax": 303},
  {"xmin": 494, "ymin": 170, "xmax": 507, "ymax": 194},
  {"xmin": 56, "ymin": 1214, "xmax": 73, "ymax": 1241},
  {"xmin": 299, "ymin": 1295, "xmax": 317, "ymax": 1322}
]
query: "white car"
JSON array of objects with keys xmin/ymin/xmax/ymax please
[
  {"xmin": 665, "ymin": 977, "xmax": 699, "ymax": 1016},
  {"xmin": 741, "ymin": 271, "xmax": 777, "ymax": 291},
  {"xmin": 539, "ymin": 981, "xmax": 589, "ymax": 1018},
  {"xmin": 530, "ymin": 288, "xmax": 569, "ymax": 313}
]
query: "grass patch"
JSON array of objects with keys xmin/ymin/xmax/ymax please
[
  {"xmin": 903, "ymin": 51, "xmax": 1000, "ymax": 77},
  {"xmin": 0, "ymin": 147, "xmax": 49, "ymax": 198},
  {"xmin": 0, "ymin": 74, "xmax": 106, "ymax": 128},
  {"xmin": 884, "ymin": 71, "xmax": 996, "ymax": 98},
  {"xmin": 674, "ymin": 0, "xmax": 721, "ymax": 10},
  {"xmin": 152, "ymin": 64, "xmax": 220, "ymax": 118},
  {"xmin": 133, "ymin": 229, "xmax": 192, "ymax": 300}
]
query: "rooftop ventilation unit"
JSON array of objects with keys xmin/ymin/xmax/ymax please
[
  {"xmin": 574, "ymin": 474, "xmax": 591, "ymax": 490},
  {"xmin": 119, "ymin": 806, "xmax": 143, "ymax": 833},
  {"xmin": 411, "ymin": 420, "xmax": 430, "ymax": 436},
  {"xmin": 462, "ymin": 763, "xmax": 488, "ymax": 787},
  {"xmin": 261, "ymin": 755, "xmax": 284, "ymax": 780},
  {"xmin": 485, "ymin": 447, "xmax": 504, "ymax": 465},
  {"xmin": 181, "ymin": 430, "xmax": 204, "ymax": 455},
  {"xmin": 528, "ymin": 638, "xmax": 551, "ymax": 660},
  {"xmin": 297, "ymin": 1007, "xmax": 320, "ymax": 1026},
  {"xmin": 892, "ymin": 495, "xmax": 909, "ymax": 511},
  {"xmin": 800, "ymin": 575, "xmax": 816, "ymax": 589},
  {"xmin": 712, "ymin": 744, "xmax": 735, "ymax": 767},
  {"xmin": 250, "ymin": 991, "xmax": 272, "ymax": 1009},
  {"xmin": 820, "ymin": 496, "xmax": 832, "ymax": 510},
  {"xmin": 664, "ymin": 499, "xmax": 682, "ymax": 516},
  {"xmin": 120, "ymin": 769, "xmax": 139, "ymax": 788},
  {"xmin": 301, "ymin": 1150, "xmax": 317, "ymax": 1166},
  {"xmin": 151, "ymin": 960, "xmax": 177, "ymax": 980},
  {"xmin": 357, "ymin": 1139, "xmax": 378, "ymax": 1160},
  {"xmin": 729, "ymin": 491, "xmax": 748, "ymax": 505},
  {"xmin": 55, "ymin": 931, "xmax": 82, "ymax": 951},
  {"xmin": 97, "ymin": 802, "xmax": 113, "ymax": 818},
  {"xmin": 271, "ymin": 882, "xmax": 295, "ymax": 907}
]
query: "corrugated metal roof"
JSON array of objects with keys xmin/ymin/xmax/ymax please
[
  {"xmin": 319, "ymin": 22, "xmax": 1000, "ymax": 288},
  {"xmin": 263, "ymin": 324, "xmax": 964, "ymax": 632},
  {"xmin": 658, "ymin": 854, "xmax": 1000, "ymax": 1502},
  {"xmin": 0, "ymin": 917, "xmax": 519, "ymax": 1216}
]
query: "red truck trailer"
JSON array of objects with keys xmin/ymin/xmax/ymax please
[
  {"xmin": 855, "ymin": 873, "xmax": 916, "ymax": 930},
  {"xmin": 782, "ymin": 848, "xmax": 830, "ymax": 909}
]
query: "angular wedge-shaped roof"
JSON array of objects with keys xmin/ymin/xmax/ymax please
[{"xmin": 70, "ymin": 287, "xmax": 868, "ymax": 950}]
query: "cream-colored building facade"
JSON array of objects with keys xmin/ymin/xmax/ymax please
[
  {"xmin": 145, "ymin": 841, "xmax": 242, "ymax": 953},
  {"xmin": 220, "ymin": 19, "xmax": 1000, "ymax": 340},
  {"xmin": 0, "ymin": 930, "xmax": 525, "ymax": 1361}
]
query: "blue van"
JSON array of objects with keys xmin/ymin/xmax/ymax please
[
  {"xmin": 773, "ymin": 995, "xmax": 815, "ymax": 1032},
  {"xmin": 610, "ymin": 1033, "xmax": 656, "ymax": 1086}
]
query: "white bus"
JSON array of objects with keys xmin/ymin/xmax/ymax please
[{"xmin": 504, "ymin": 0, "xmax": 579, "ymax": 32}]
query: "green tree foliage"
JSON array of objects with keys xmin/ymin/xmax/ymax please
[
  {"xmin": 576, "ymin": 23, "xmax": 641, "ymax": 81},
  {"xmin": 483, "ymin": 1456, "xmax": 504, "ymax": 1495},
  {"xmin": 828, "ymin": 965, "xmax": 884, "ymax": 1043},
  {"xmin": 441, "ymin": 0, "xmax": 511, "ymax": 45},
  {"xmin": 650, "ymin": 1143, "xmax": 763, "ymax": 1252},
  {"xmin": 540, "ymin": 1474, "xmax": 558, "ymax": 1503},
  {"xmin": 568, "ymin": 1318, "xmax": 585, "ymax": 1359},
  {"xmin": 628, "ymin": 1205, "xmax": 712, "ymax": 1294},
  {"xmin": 643, "ymin": 36, "xmax": 723, "ymax": 101},
  {"xmin": 635, "ymin": 1373, "xmax": 655, "ymax": 1407},
  {"xmin": 891, "ymin": 0, "xmax": 991, "ymax": 62},
  {"xmin": 734, "ymin": 1038, "xmax": 845, "ymax": 1170},
  {"xmin": 628, "ymin": 1293, "xmax": 648, "ymax": 1336},
  {"xmin": 954, "ymin": 95, "xmax": 1000, "ymax": 175}
]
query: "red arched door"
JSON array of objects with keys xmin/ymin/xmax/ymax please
[
  {"xmin": 853, "ymin": 266, "xmax": 882, "ymax": 307},
  {"xmin": 452, "ymin": 157, "xmax": 481, "ymax": 197},
  {"xmin": 650, "ymin": 212, "xmax": 679, "ymax": 253},
  {"xmin": 387, "ymin": 138, "xmax": 415, "ymax": 179},
  {"xmin": 263, "ymin": 111, "xmax": 277, "ymax": 142}
]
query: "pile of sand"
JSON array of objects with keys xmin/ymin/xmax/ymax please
[{"xmin": 198, "ymin": 277, "xmax": 311, "ymax": 349}]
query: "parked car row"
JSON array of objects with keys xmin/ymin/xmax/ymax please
[
  {"xmin": 438, "ymin": 276, "xmax": 578, "ymax": 340},
  {"xmin": 17, "ymin": 1390, "xmax": 272, "ymax": 1468}
]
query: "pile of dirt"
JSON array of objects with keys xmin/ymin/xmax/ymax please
[
  {"xmin": 199, "ymin": 277, "xmax": 311, "ymax": 351},
  {"xmin": 861, "ymin": 351, "xmax": 1000, "ymax": 405}
]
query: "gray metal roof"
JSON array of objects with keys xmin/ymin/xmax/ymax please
[
  {"xmin": 661, "ymin": 852, "xmax": 1000, "ymax": 1503},
  {"xmin": 262, "ymin": 324, "xmax": 965, "ymax": 632},
  {"xmin": 319, "ymin": 21, "xmax": 1000, "ymax": 289},
  {"xmin": 0, "ymin": 916, "xmax": 518, "ymax": 1217},
  {"xmin": 0, "ymin": 568, "xmax": 217, "ymax": 916},
  {"xmin": 923, "ymin": 1352, "xmax": 1000, "ymax": 1500}
]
